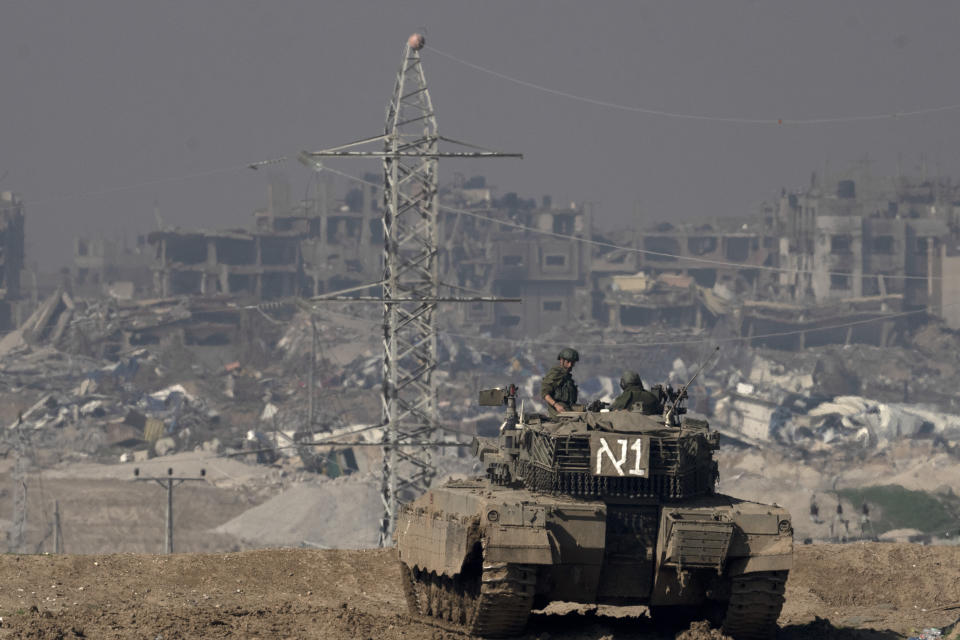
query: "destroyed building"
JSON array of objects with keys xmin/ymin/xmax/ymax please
[
  {"xmin": 141, "ymin": 176, "xmax": 594, "ymax": 338},
  {"xmin": 442, "ymin": 188, "xmax": 594, "ymax": 338},
  {"xmin": 73, "ymin": 235, "xmax": 152, "ymax": 299},
  {"xmin": 148, "ymin": 228, "xmax": 303, "ymax": 299},
  {"xmin": 0, "ymin": 192, "xmax": 26, "ymax": 331},
  {"xmin": 758, "ymin": 173, "xmax": 960, "ymax": 344},
  {"xmin": 591, "ymin": 216, "xmax": 773, "ymax": 331},
  {"xmin": 596, "ymin": 171, "xmax": 960, "ymax": 349},
  {"xmin": 51, "ymin": 167, "xmax": 960, "ymax": 351},
  {"xmin": 773, "ymin": 174, "xmax": 954, "ymax": 307},
  {"xmin": 147, "ymin": 175, "xmax": 381, "ymax": 300}
]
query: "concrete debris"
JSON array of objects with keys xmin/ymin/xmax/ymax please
[
  {"xmin": 0, "ymin": 336, "xmax": 227, "ymax": 462},
  {"xmin": 3, "ymin": 282, "xmax": 959, "ymax": 474},
  {"xmin": 154, "ymin": 436, "xmax": 176, "ymax": 456},
  {"xmin": 716, "ymin": 384, "xmax": 960, "ymax": 452},
  {"xmin": 260, "ymin": 402, "xmax": 279, "ymax": 422}
]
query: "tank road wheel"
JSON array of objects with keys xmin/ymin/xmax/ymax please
[
  {"xmin": 400, "ymin": 560, "xmax": 536, "ymax": 637},
  {"xmin": 399, "ymin": 562, "xmax": 419, "ymax": 614},
  {"xmin": 720, "ymin": 571, "xmax": 788, "ymax": 640}
]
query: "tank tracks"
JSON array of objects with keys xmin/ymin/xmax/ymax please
[
  {"xmin": 402, "ymin": 561, "xmax": 536, "ymax": 637},
  {"xmin": 721, "ymin": 570, "xmax": 788, "ymax": 640}
]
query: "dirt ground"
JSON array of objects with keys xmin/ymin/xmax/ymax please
[{"xmin": 0, "ymin": 543, "xmax": 957, "ymax": 639}]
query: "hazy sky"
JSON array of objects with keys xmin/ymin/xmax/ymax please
[{"xmin": 3, "ymin": 1, "xmax": 960, "ymax": 268}]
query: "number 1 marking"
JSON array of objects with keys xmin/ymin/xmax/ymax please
[{"xmin": 628, "ymin": 438, "xmax": 645, "ymax": 476}]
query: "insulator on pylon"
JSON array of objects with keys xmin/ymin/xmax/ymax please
[{"xmin": 408, "ymin": 33, "xmax": 425, "ymax": 50}]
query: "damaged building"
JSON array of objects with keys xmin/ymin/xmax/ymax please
[
  {"xmin": 774, "ymin": 175, "xmax": 953, "ymax": 307},
  {"xmin": 444, "ymin": 192, "xmax": 594, "ymax": 338},
  {"xmin": 148, "ymin": 228, "xmax": 302, "ymax": 299},
  {"xmin": 0, "ymin": 192, "xmax": 26, "ymax": 330},
  {"xmin": 73, "ymin": 235, "xmax": 152, "ymax": 299},
  {"xmin": 148, "ymin": 175, "xmax": 381, "ymax": 300},
  {"xmin": 596, "ymin": 171, "xmax": 960, "ymax": 348},
  {"xmin": 56, "ymin": 168, "xmax": 960, "ymax": 351}
]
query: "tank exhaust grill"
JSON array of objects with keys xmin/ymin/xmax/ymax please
[{"xmin": 506, "ymin": 430, "xmax": 718, "ymax": 499}]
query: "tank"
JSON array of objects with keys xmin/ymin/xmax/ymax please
[{"xmin": 396, "ymin": 380, "xmax": 792, "ymax": 639}]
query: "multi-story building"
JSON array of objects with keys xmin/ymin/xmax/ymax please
[
  {"xmin": 0, "ymin": 192, "xmax": 26, "ymax": 329},
  {"xmin": 73, "ymin": 235, "xmax": 152, "ymax": 298},
  {"xmin": 147, "ymin": 175, "xmax": 381, "ymax": 300},
  {"xmin": 775, "ymin": 174, "xmax": 957, "ymax": 310}
]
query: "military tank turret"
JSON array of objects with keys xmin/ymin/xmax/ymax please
[{"xmin": 396, "ymin": 373, "xmax": 792, "ymax": 639}]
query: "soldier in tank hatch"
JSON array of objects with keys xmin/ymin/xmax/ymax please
[
  {"xmin": 610, "ymin": 370, "xmax": 660, "ymax": 414},
  {"xmin": 541, "ymin": 348, "xmax": 579, "ymax": 417}
]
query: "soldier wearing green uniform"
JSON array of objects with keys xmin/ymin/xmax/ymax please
[
  {"xmin": 610, "ymin": 370, "xmax": 660, "ymax": 414},
  {"xmin": 541, "ymin": 348, "xmax": 579, "ymax": 417}
]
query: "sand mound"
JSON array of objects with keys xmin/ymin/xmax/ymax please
[{"xmin": 214, "ymin": 474, "xmax": 381, "ymax": 548}]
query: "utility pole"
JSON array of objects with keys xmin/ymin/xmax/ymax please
[
  {"xmin": 53, "ymin": 500, "xmax": 63, "ymax": 554},
  {"xmin": 308, "ymin": 316, "xmax": 317, "ymax": 431},
  {"xmin": 300, "ymin": 33, "xmax": 520, "ymax": 545},
  {"xmin": 133, "ymin": 467, "xmax": 206, "ymax": 554},
  {"xmin": 10, "ymin": 415, "xmax": 29, "ymax": 553}
]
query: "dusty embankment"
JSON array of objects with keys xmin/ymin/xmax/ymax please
[{"xmin": 0, "ymin": 543, "xmax": 957, "ymax": 639}]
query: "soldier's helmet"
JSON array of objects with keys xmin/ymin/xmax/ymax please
[
  {"xmin": 620, "ymin": 370, "xmax": 642, "ymax": 390},
  {"xmin": 557, "ymin": 347, "xmax": 580, "ymax": 362}
]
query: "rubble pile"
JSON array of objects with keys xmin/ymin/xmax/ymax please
[
  {"xmin": 6, "ymin": 288, "xmax": 960, "ymax": 468},
  {"xmin": 4, "ymin": 346, "xmax": 224, "ymax": 459},
  {"xmin": 0, "ymin": 291, "xmax": 286, "ymax": 461},
  {"xmin": 4, "ymin": 283, "xmax": 960, "ymax": 551},
  {"xmin": 694, "ymin": 325, "xmax": 960, "ymax": 455}
]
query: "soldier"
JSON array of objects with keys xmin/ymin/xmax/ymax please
[
  {"xmin": 809, "ymin": 493, "xmax": 821, "ymax": 524},
  {"xmin": 610, "ymin": 371, "xmax": 660, "ymax": 413},
  {"xmin": 859, "ymin": 502, "xmax": 871, "ymax": 538},
  {"xmin": 541, "ymin": 348, "xmax": 579, "ymax": 416}
]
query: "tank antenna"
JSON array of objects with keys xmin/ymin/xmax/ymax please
[{"xmin": 665, "ymin": 346, "xmax": 720, "ymax": 426}]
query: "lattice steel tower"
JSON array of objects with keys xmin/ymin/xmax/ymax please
[
  {"xmin": 301, "ymin": 34, "xmax": 519, "ymax": 545},
  {"xmin": 380, "ymin": 34, "xmax": 441, "ymax": 544}
]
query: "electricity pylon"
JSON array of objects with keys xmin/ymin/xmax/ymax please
[{"xmin": 300, "ymin": 34, "xmax": 520, "ymax": 545}]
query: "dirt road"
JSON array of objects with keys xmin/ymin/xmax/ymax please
[{"xmin": 0, "ymin": 543, "xmax": 957, "ymax": 639}]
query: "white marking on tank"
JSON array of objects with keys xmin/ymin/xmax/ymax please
[
  {"xmin": 629, "ymin": 438, "xmax": 645, "ymax": 476},
  {"xmin": 596, "ymin": 437, "xmax": 628, "ymax": 476}
]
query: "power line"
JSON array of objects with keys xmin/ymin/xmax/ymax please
[
  {"xmin": 248, "ymin": 272, "xmax": 944, "ymax": 351},
  {"xmin": 0, "ymin": 163, "xmax": 256, "ymax": 214},
  {"xmin": 268, "ymin": 294, "xmax": 940, "ymax": 350},
  {"xmin": 443, "ymin": 303, "xmax": 937, "ymax": 349},
  {"xmin": 226, "ymin": 441, "xmax": 472, "ymax": 458},
  {"xmin": 429, "ymin": 44, "xmax": 960, "ymax": 126}
]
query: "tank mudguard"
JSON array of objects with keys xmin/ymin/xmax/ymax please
[
  {"xmin": 725, "ymin": 506, "xmax": 793, "ymax": 575},
  {"xmin": 485, "ymin": 524, "xmax": 553, "ymax": 564},
  {"xmin": 396, "ymin": 507, "xmax": 481, "ymax": 578},
  {"xmin": 650, "ymin": 499, "xmax": 793, "ymax": 604},
  {"xmin": 651, "ymin": 506, "xmax": 734, "ymax": 605},
  {"xmin": 479, "ymin": 501, "xmax": 553, "ymax": 564}
]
